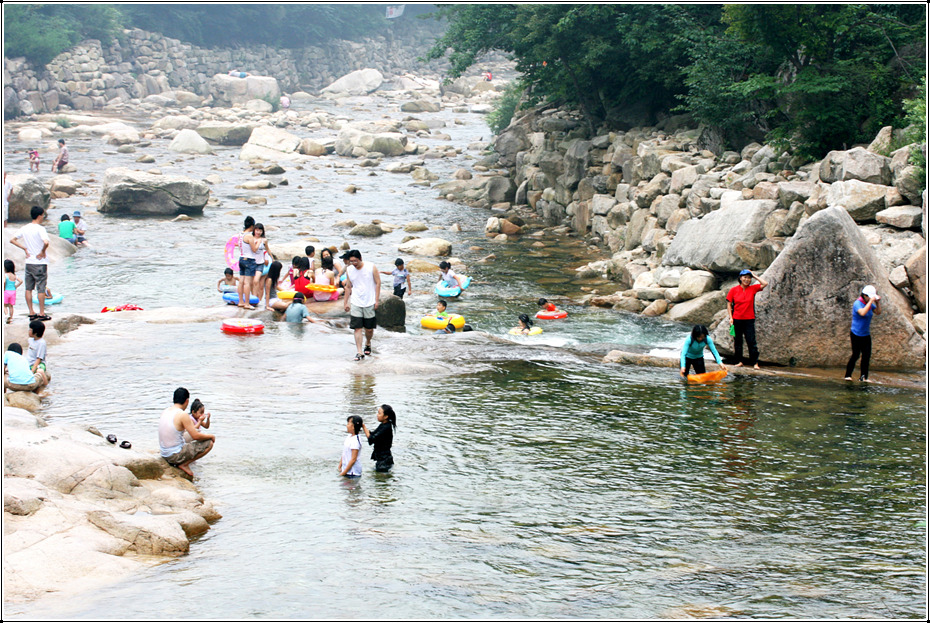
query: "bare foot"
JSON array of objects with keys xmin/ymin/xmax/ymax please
[
  {"xmin": 734, "ymin": 362, "xmax": 744, "ymax": 368},
  {"xmin": 178, "ymin": 463, "xmax": 194, "ymax": 478},
  {"xmin": 753, "ymin": 364, "xmax": 761, "ymax": 370}
]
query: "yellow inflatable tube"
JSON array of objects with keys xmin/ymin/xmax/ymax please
[
  {"xmin": 277, "ymin": 290, "xmax": 297, "ymax": 300},
  {"xmin": 509, "ymin": 327, "xmax": 543, "ymax": 336},
  {"xmin": 421, "ymin": 314, "xmax": 465, "ymax": 330}
]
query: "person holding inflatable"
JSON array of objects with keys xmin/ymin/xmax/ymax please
[
  {"xmin": 438, "ymin": 261, "xmax": 464, "ymax": 291},
  {"xmin": 680, "ymin": 325, "xmax": 727, "ymax": 378},
  {"xmin": 514, "ymin": 313, "xmax": 534, "ymax": 335},
  {"xmin": 251, "ymin": 223, "xmax": 270, "ymax": 304},
  {"xmin": 235, "ymin": 216, "xmax": 261, "ymax": 309},
  {"xmin": 313, "ymin": 249, "xmax": 343, "ymax": 302}
]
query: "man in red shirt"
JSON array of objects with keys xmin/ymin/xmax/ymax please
[{"xmin": 726, "ymin": 269, "xmax": 769, "ymax": 369}]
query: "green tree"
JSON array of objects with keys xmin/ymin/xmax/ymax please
[{"xmin": 4, "ymin": 4, "xmax": 122, "ymax": 66}]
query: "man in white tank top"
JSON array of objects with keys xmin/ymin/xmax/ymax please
[
  {"xmin": 342, "ymin": 249, "xmax": 381, "ymax": 361},
  {"xmin": 158, "ymin": 387, "xmax": 215, "ymax": 478}
]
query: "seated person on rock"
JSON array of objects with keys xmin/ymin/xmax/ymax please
[
  {"xmin": 3, "ymin": 343, "xmax": 50, "ymax": 393},
  {"xmin": 159, "ymin": 387, "xmax": 215, "ymax": 478},
  {"xmin": 284, "ymin": 292, "xmax": 323, "ymax": 324}
]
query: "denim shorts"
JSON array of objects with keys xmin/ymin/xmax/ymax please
[{"xmin": 239, "ymin": 257, "xmax": 258, "ymax": 277}]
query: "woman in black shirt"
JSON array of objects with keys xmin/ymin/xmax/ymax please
[{"xmin": 363, "ymin": 404, "xmax": 396, "ymax": 472}]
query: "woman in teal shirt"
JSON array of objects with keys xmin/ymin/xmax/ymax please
[{"xmin": 680, "ymin": 325, "xmax": 727, "ymax": 377}]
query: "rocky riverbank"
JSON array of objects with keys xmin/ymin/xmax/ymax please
[
  {"xmin": 3, "ymin": 405, "xmax": 221, "ymax": 604},
  {"xmin": 475, "ymin": 107, "xmax": 927, "ymax": 369}
]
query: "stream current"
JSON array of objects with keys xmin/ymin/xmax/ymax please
[{"xmin": 2, "ymin": 95, "xmax": 926, "ymax": 619}]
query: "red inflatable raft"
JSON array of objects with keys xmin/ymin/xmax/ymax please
[
  {"xmin": 535, "ymin": 309, "xmax": 568, "ymax": 320},
  {"xmin": 221, "ymin": 318, "xmax": 264, "ymax": 335}
]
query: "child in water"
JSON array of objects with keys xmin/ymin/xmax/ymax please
[
  {"xmin": 538, "ymin": 298, "xmax": 557, "ymax": 312},
  {"xmin": 338, "ymin": 416, "xmax": 365, "ymax": 478},
  {"xmin": 438, "ymin": 261, "xmax": 464, "ymax": 291},
  {"xmin": 680, "ymin": 325, "xmax": 726, "ymax": 377},
  {"xmin": 217, "ymin": 268, "xmax": 238, "ymax": 292},
  {"xmin": 28, "ymin": 149, "xmax": 40, "ymax": 172},
  {"xmin": 4, "ymin": 260, "xmax": 22, "ymax": 324},
  {"xmin": 435, "ymin": 299, "xmax": 449, "ymax": 318},
  {"xmin": 514, "ymin": 313, "xmax": 534, "ymax": 335},
  {"xmin": 382, "ymin": 258, "xmax": 412, "ymax": 298}
]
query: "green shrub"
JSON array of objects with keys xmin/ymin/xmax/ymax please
[
  {"xmin": 54, "ymin": 117, "xmax": 72, "ymax": 128},
  {"xmin": 486, "ymin": 81, "xmax": 524, "ymax": 135},
  {"xmin": 902, "ymin": 75, "xmax": 926, "ymax": 190},
  {"xmin": 4, "ymin": 5, "xmax": 121, "ymax": 67},
  {"xmin": 259, "ymin": 94, "xmax": 280, "ymax": 113}
]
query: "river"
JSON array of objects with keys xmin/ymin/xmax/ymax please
[{"xmin": 2, "ymin": 94, "xmax": 926, "ymax": 619}]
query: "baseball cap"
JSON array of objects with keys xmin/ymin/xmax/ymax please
[
  {"xmin": 739, "ymin": 269, "xmax": 752, "ymax": 276},
  {"xmin": 861, "ymin": 285, "xmax": 877, "ymax": 298}
]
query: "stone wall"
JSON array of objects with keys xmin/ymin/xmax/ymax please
[{"xmin": 3, "ymin": 18, "xmax": 450, "ymax": 116}]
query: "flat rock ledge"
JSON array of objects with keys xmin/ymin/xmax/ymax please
[{"xmin": 3, "ymin": 407, "xmax": 221, "ymax": 604}]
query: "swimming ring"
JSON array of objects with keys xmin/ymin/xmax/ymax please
[
  {"xmin": 224, "ymin": 236, "xmax": 240, "ymax": 271},
  {"xmin": 435, "ymin": 276, "xmax": 472, "ymax": 297},
  {"xmin": 509, "ymin": 327, "xmax": 543, "ymax": 336},
  {"xmin": 222, "ymin": 292, "xmax": 260, "ymax": 305},
  {"xmin": 221, "ymin": 318, "xmax": 264, "ymax": 335},
  {"xmin": 420, "ymin": 314, "xmax": 466, "ymax": 330},
  {"xmin": 307, "ymin": 283, "xmax": 337, "ymax": 293},
  {"xmin": 277, "ymin": 290, "xmax": 297, "ymax": 300},
  {"xmin": 33, "ymin": 293, "xmax": 64, "ymax": 305},
  {"xmin": 101, "ymin": 304, "xmax": 144, "ymax": 312},
  {"xmin": 220, "ymin": 284, "xmax": 238, "ymax": 293},
  {"xmin": 535, "ymin": 310, "xmax": 567, "ymax": 320},
  {"xmin": 687, "ymin": 369, "xmax": 728, "ymax": 384}
]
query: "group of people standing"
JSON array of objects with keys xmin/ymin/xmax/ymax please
[{"xmin": 682, "ymin": 267, "xmax": 883, "ymax": 382}]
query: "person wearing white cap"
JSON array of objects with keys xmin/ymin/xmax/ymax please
[{"xmin": 844, "ymin": 285, "xmax": 881, "ymax": 381}]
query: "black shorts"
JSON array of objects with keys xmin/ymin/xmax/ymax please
[
  {"xmin": 349, "ymin": 314, "xmax": 377, "ymax": 330},
  {"xmin": 393, "ymin": 285, "xmax": 406, "ymax": 298}
]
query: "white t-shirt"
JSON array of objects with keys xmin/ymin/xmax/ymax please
[
  {"xmin": 74, "ymin": 218, "xmax": 88, "ymax": 234},
  {"xmin": 14, "ymin": 222, "xmax": 50, "ymax": 265},
  {"xmin": 347, "ymin": 262, "xmax": 377, "ymax": 308},
  {"xmin": 341, "ymin": 434, "xmax": 363, "ymax": 477}
]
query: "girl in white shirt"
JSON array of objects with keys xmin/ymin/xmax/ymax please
[{"xmin": 338, "ymin": 416, "xmax": 364, "ymax": 478}]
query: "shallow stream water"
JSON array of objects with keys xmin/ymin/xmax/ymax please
[{"xmin": 2, "ymin": 95, "xmax": 926, "ymax": 619}]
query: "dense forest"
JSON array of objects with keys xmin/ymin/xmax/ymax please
[
  {"xmin": 3, "ymin": 4, "xmax": 435, "ymax": 66},
  {"xmin": 426, "ymin": 4, "xmax": 926, "ymax": 159}
]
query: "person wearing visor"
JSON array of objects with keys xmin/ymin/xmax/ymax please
[{"xmin": 726, "ymin": 269, "xmax": 769, "ymax": 369}]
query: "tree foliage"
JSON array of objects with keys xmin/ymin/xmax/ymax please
[
  {"xmin": 426, "ymin": 4, "xmax": 925, "ymax": 158},
  {"xmin": 4, "ymin": 4, "xmax": 122, "ymax": 66}
]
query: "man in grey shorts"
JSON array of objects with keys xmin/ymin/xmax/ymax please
[
  {"xmin": 342, "ymin": 250, "xmax": 381, "ymax": 361},
  {"xmin": 158, "ymin": 387, "xmax": 215, "ymax": 478},
  {"xmin": 9, "ymin": 206, "xmax": 51, "ymax": 320}
]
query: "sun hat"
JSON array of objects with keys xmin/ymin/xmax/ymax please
[
  {"xmin": 739, "ymin": 269, "xmax": 752, "ymax": 276},
  {"xmin": 861, "ymin": 285, "xmax": 877, "ymax": 298}
]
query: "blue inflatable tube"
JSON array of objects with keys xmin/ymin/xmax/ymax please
[
  {"xmin": 223, "ymin": 292, "xmax": 260, "ymax": 305},
  {"xmin": 32, "ymin": 293, "xmax": 64, "ymax": 305},
  {"xmin": 435, "ymin": 276, "xmax": 471, "ymax": 297}
]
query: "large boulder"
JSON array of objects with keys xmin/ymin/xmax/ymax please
[
  {"xmin": 667, "ymin": 291, "xmax": 726, "ymax": 325},
  {"xmin": 875, "ymin": 205, "xmax": 923, "ymax": 230},
  {"xmin": 5, "ymin": 174, "xmax": 51, "ymax": 222},
  {"xmin": 99, "ymin": 168, "xmax": 210, "ymax": 216},
  {"xmin": 321, "ymin": 68, "xmax": 383, "ymax": 96},
  {"xmin": 434, "ymin": 176, "xmax": 516, "ymax": 209},
  {"xmin": 334, "ymin": 127, "xmax": 406, "ymax": 158},
  {"xmin": 904, "ymin": 246, "xmax": 926, "ymax": 313},
  {"xmin": 375, "ymin": 295, "xmax": 406, "ymax": 332},
  {"xmin": 819, "ymin": 147, "xmax": 891, "ymax": 185},
  {"xmin": 825, "ymin": 180, "xmax": 889, "ymax": 223},
  {"xmin": 195, "ymin": 123, "xmax": 257, "ymax": 146},
  {"xmin": 151, "ymin": 115, "xmax": 200, "ymax": 131},
  {"xmin": 245, "ymin": 125, "xmax": 300, "ymax": 153},
  {"xmin": 677, "ymin": 270, "xmax": 717, "ymax": 301},
  {"xmin": 398, "ymin": 238, "xmax": 452, "ymax": 257},
  {"xmin": 494, "ymin": 124, "xmax": 530, "ymax": 168},
  {"xmin": 663, "ymin": 200, "xmax": 779, "ymax": 272},
  {"xmin": 168, "ymin": 129, "xmax": 214, "ymax": 154},
  {"xmin": 209, "ymin": 74, "xmax": 280, "ymax": 107},
  {"xmin": 400, "ymin": 100, "xmax": 440, "ymax": 113},
  {"xmin": 711, "ymin": 207, "xmax": 925, "ymax": 368}
]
